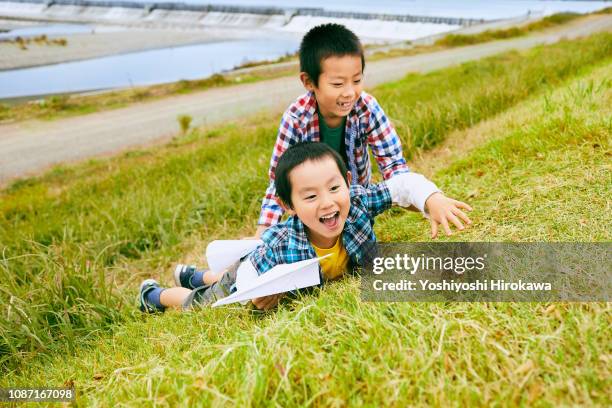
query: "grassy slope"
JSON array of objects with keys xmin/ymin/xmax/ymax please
[
  {"xmin": 433, "ymin": 12, "xmax": 583, "ymax": 47},
  {"xmin": 376, "ymin": 71, "xmax": 611, "ymax": 242},
  {"xmin": 3, "ymin": 58, "xmax": 610, "ymax": 408},
  {"xmin": 2, "ymin": 36, "xmax": 609, "ymax": 371},
  {"xmin": 1, "ymin": 34, "xmax": 610, "ymax": 405}
]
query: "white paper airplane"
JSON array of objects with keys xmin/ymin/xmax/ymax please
[{"xmin": 211, "ymin": 255, "xmax": 329, "ymax": 307}]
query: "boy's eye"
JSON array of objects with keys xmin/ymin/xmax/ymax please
[
  {"xmin": 330, "ymin": 185, "xmax": 340, "ymax": 192},
  {"xmin": 331, "ymin": 83, "xmax": 343, "ymax": 87},
  {"xmin": 353, "ymin": 79, "xmax": 362, "ymax": 84},
  {"xmin": 304, "ymin": 195, "xmax": 316, "ymax": 201}
]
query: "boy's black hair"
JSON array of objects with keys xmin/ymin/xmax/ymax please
[
  {"xmin": 275, "ymin": 142, "xmax": 349, "ymax": 209},
  {"xmin": 299, "ymin": 23, "xmax": 365, "ymax": 87}
]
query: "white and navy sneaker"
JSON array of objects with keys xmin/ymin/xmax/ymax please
[
  {"xmin": 174, "ymin": 264, "xmax": 199, "ymax": 289},
  {"xmin": 139, "ymin": 279, "xmax": 162, "ymax": 313}
]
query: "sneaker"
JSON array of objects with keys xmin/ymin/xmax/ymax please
[
  {"xmin": 174, "ymin": 264, "xmax": 198, "ymax": 289},
  {"xmin": 139, "ymin": 278, "xmax": 162, "ymax": 313}
]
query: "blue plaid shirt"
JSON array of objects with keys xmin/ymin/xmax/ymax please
[{"xmin": 248, "ymin": 182, "xmax": 392, "ymax": 275}]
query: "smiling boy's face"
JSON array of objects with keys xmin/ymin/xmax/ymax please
[
  {"xmin": 283, "ymin": 155, "xmax": 351, "ymax": 249},
  {"xmin": 301, "ymin": 55, "xmax": 363, "ymax": 128}
]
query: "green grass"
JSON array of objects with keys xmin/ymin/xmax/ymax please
[
  {"xmin": 0, "ymin": 32, "xmax": 609, "ymax": 371},
  {"xmin": 0, "ymin": 72, "xmax": 286, "ymax": 123},
  {"xmin": 375, "ymin": 33, "xmax": 611, "ymax": 153},
  {"xmin": 3, "ymin": 56, "xmax": 610, "ymax": 408},
  {"xmin": 376, "ymin": 69, "xmax": 611, "ymax": 243},
  {"xmin": 0, "ymin": 34, "xmax": 610, "ymax": 405},
  {"xmin": 435, "ymin": 12, "xmax": 583, "ymax": 47}
]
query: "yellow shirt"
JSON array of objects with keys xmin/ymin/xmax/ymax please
[{"xmin": 312, "ymin": 238, "xmax": 349, "ymax": 280}]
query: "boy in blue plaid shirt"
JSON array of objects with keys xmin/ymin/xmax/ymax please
[{"xmin": 139, "ymin": 142, "xmax": 471, "ymax": 312}]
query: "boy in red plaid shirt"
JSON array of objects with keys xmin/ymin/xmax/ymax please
[{"xmin": 256, "ymin": 23, "xmax": 469, "ymax": 240}]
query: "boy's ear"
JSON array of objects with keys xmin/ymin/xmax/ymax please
[
  {"xmin": 278, "ymin": 199, "xmax": 296, "ymax": 215},
  {"xmin": 346, "ymin": 171, "xmax": 352, "ymax": 185},
  {"xmin": 300, "ymin": 72, "xmax": 315, "ymax": 92}
]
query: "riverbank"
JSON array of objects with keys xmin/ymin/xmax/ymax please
[
  {"xmin": 0, "ymin": 23, "xmax": 271, "ymax": 71},
  {"xmin": 1, "ymin": 2, "xmax": 609, "ymax": 97},
  {"xmin": 0, "ymin": 0, "xmax": 475, "ymax": 74},
  {"xmin": 0, "ymin": 9, "xmax": 542, "ymax": 72}
]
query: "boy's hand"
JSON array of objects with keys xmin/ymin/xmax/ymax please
[
  {"xmin": 425, "ymin": 193, "xmax": 473, "ymax": 239},
  {"xmin": 252, "ymin": 293, "xmax": 284, "ymax": 310}
]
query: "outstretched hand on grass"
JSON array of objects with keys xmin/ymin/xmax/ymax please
[
  {"xmin": 252, "ymin": 293, "xmax": 284, "ymax": 310},
  {"xmin": 425, "ymin": 192, "xmax": 473, "ymax": 239}
]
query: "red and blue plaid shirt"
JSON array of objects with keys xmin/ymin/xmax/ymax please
[
  {"xmin": 258, "ymin": 91, "xmax": 409, "ymax": 226},
  {"xmin": 249, "ymin": 183, "xmax": 391, "ymax": 275}
]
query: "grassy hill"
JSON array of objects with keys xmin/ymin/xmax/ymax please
[{"xmin": 0, "ymin": 33, "xmax": 610, "ymax": 406}]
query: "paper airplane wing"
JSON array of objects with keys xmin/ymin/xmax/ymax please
[{"xmin": 212, "ymin": 256, "xmax": 328, "ymax": 307}]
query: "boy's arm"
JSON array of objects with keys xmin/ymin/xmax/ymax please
[
  {"xmin": 356, "ymin": 174, "xmax": 437, "ymax": 219},
  {"xmin": 257, "ymin": 111, "xmax": 301, "ymax": 229},
  {"xmin": 385, "ymin": 172, "xmax": 440, "ymax": 215},
  {"xmin": 353, "ymin": 183, "xmax": 393, "ymax": 219},
  {"xmin": 365, "ymin": 95, "xmax": 410, "ymax": 180},
  {"xmin": 351, "ymin": 172, "xmax": 440, "ymax": 217}
]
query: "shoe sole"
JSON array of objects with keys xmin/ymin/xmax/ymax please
[
  {"xmin": 174, "ymin": 264, "xmax": 185, "ymax": 287},
  {"xmin": 140, "ymin": 278, "xmax": 159, "ymax": 291},
  {"xmin": 139, "ymin": 279, "xmax": 159, "ymax": 313}
]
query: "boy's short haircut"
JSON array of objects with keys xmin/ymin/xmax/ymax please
[
  {"xmin": 275, "ymin": 142, "xmax": 349, "ymax": 209},
  {"xmin": 299, "ymin": 23, "xmax": 365, "ymax": 87}
]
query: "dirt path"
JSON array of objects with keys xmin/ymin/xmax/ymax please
[{"xmin": 0, "ymin": 15, "xmax": 610, "ymax": 185}]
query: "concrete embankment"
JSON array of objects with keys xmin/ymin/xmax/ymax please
[
  {"xmin": 0, "ymin": 0, "xmax": 479, "ymax": 71},
  {"xmin": 0, "ymin": 0, "xmax": 486, "ymax": 28},
  {"xmin": 0, "ymin": 0, "xmax": 476, "ymax": 42}
]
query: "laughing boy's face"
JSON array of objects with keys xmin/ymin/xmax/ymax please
[
  {"xmin": 302, "ymin": 55, "xmax": 363, "ymax": 128},
  {"xmin": 285, "ymin": 156, "xmax": 351, "ymax": 249}
]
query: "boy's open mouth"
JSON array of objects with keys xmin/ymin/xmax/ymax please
[
  {"xmin": 319, "ymin": 211, "xmax": 340, "ymax": 229},
  {"xmin": 337, "ymin": 101, "xmax": 352, "ymax": 110}
]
